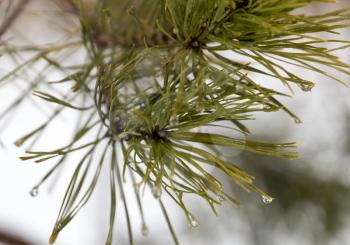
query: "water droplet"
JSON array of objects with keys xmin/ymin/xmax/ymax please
[
  {"xmin": 188, "ymin": 215, "xmax": 199, "ymax": 229},
  {"xmin": 141, "ymin": 223, "xmax": 149, "ymax": 236},
  {"xmin": 138, "ymin": 102, "xmax": 146, "ymax": 110},
  {"xmin": 29, "ymin": 186, "xmax": 39, "ymax": 197},
  {"xmin": 152, "ymin": 185, "xmax": 162, "ymax": 198},
  {"xmin": 294, "ymin": 118, "xmax": 303, "ymax": 124},
  {"xmin": 14, "ymin": 138, "xmax": 24, "ymax": 147},
  {"xmin": 298, "ymin": 81, "xmax": 314, "ymax": 92},
  {"xmin": 261, "ymin": 195, "xmax": 274, "ymax": 204}
]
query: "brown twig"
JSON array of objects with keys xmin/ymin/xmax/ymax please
[
  {"xmin": 0, "ymin": 229, "xmax": 34, "ymax": 245},
  {"xmin": 0, "ymin": 0, "xmax": 31, "ymax": 38}
]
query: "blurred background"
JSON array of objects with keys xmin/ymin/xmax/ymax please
[{"xmin": 0, "ymin": 1, "xmax": 350, "ymax": 245}]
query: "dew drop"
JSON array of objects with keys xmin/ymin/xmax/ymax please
[
  {"xmin": 152, "ymin": 185, "xmax": 162, "ymax": 198},
  {"xmin": 294, "ymin": 118, "xmax": 303, "ymax": 124},
  {"xmin": 139, "ymin": 102, "xmax": 146, "ymax": 110},
  {"xmin": 14, "ymin": 139, "xmax": 24, "ymax": 147},
  {"xmin": 141, "ymin": 223, "xmax": 149, "ymax": 236},
  {"xmin": 298, "ymin": 81, "xmax": 314, "ymax": 92},
  {"xmin": 188, "ymin": 215, "xmax": 199, "ymax": 229},
  {"xmin": 261, "ymin": 195, "xmax": 274, "ymax": 204},
  {"xmin": 29, "ymin": 186, "xmax": 39, "ymax": 197}
]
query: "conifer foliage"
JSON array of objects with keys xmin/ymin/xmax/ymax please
[{"xmin": 1, "ymin": 0, "xmax": 350, "ymax": 244}]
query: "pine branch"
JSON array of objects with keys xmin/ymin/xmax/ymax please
[{"xmin": 0, "ymin": 0, "xmax": 349, "ymax": 244}]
